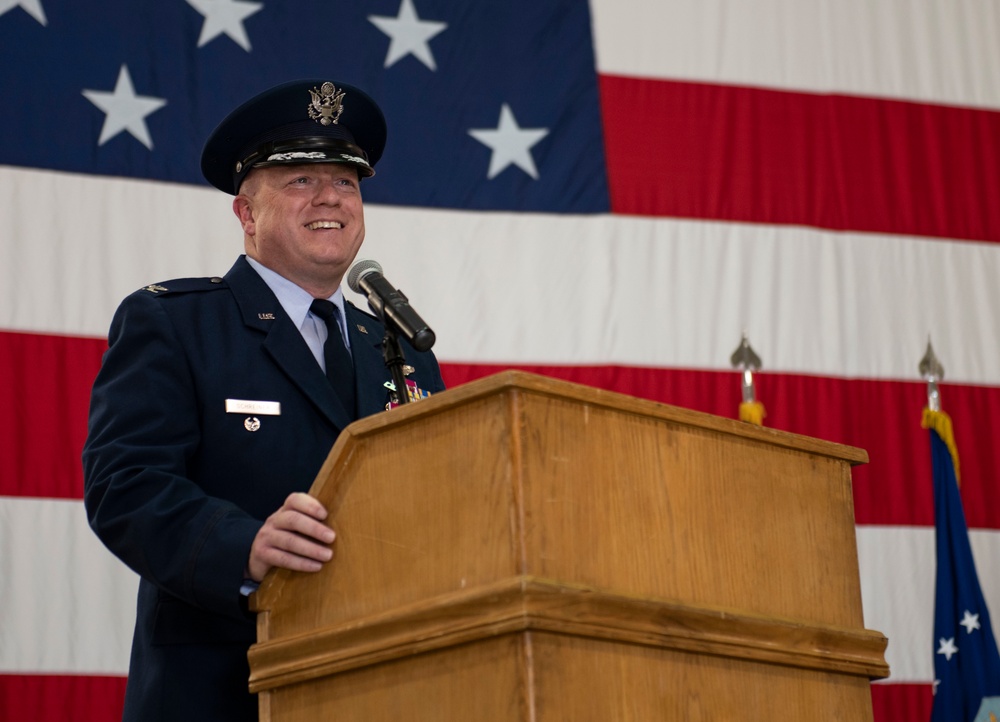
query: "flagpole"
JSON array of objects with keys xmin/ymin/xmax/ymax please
[{"xmin": 920, "ymin": 338, "xmax": 960, "ymax": 483}]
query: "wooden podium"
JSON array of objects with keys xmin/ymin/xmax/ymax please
[{"xmin": 249, "ymin": 371, "xmax": 888, "ymax": 721}]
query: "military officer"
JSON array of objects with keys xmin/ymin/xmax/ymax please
[{"xmin": 83, "ymin": 79, "xmax": 445, "ymax": 721}]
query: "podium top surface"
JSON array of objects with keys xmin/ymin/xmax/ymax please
[{"xmin": 339, "ymin": 369, "xmax": 868, "ymax": 466}]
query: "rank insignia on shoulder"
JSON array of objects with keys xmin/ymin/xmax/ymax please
[
  {"xmin": 143, "ymin": 284, "xmax": 169, "ymax": 294},
  {"xmin": 383, "ymin": 379, "xmax": 432, "ymax": 410}
]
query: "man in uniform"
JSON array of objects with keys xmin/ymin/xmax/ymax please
[{"xmin": 82, "ymin": 79, "xmax": 445, "ymax": 721}]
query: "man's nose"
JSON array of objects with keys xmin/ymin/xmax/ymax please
[{"xmin": 313, "ymin": 179, "xmax": 342, "ymax": 204}]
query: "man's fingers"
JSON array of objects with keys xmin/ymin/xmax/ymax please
[
  {"xmin": 247, "ymin": 495, "xmax": 336, "ymax": 581},
  {"xmin": 247, "ymin": 530, "xmax": 334, "ymax": 581},
  {"xmin": 283, "ymin": 492, "xmax": 328, "ymax": 520},
  {"xmin": 258, "ymin": 537, "xmax": 332, "ymax": 569},
  {"xmin": 257, "ymin": 525, "xmax": 335, "ymax": 562},
  {"xmin": 248, "ymin": 547, "xmax": 321, "ymax": 581},
  {"xmin": 269, "ymin": 507, "xmax": 335, "ymax": 544}
]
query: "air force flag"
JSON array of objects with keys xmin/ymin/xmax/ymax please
[{"xmin": 927, "ymin": 411, "xmax": 1000, "ymax": 722}]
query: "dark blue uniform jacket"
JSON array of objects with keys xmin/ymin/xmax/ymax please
[{"xmin": 82, "ymin": 255, "xmax": 445, "ymax": 721}]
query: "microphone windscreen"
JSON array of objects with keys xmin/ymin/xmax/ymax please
[{"xmin": 347, "ymin": 259, "xmax": 383, "ymax": 293}]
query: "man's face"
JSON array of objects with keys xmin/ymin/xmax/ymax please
[{"xmin": 234, "ymin": 163, "xmax": 365, "ymax": 293}]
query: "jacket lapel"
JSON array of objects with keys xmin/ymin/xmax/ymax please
[
  {"xmin": 224, "ymin": 257, "xmax": 354, "ymax": 431},
  {"xmin": 345, "ymin": 302, "xmax": 391, "ymax": 418}
]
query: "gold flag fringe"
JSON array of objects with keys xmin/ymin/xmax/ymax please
[{"xmin": 921, "ymin": 408, "xmax": 961, "ymax": 484}]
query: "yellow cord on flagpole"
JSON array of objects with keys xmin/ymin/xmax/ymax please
[
  {"xmin": 739, "ymin": 400, "xmax": 766, "ymax": 426},
  {"xmin": 922, "ymin": 407, "xmax": 961, "ymax": 484}
]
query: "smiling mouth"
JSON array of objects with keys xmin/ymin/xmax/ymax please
[{"xmin": 305, "ymin": 221, "xmax": 343, "ymax": 230}]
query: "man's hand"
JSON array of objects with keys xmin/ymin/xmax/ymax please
[{"xmin": 247, "ymin": 492, "xmax": 336, "ymax": 582}]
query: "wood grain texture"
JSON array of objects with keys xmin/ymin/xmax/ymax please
[
  {"xmin": 249, "ymin": 577, "xmax": 887, "ymax": 693},
  {"xmin": 258, "ymin": 631, "xmax": 878, "ymax": 722}
]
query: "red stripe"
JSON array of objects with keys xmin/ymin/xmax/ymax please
[
  {"xmin": 0, "ymin": 674, "xmax": 125, "ymax": 722},
  {"xmin": 440, "ymin": 363, "xmax": 1000, "ymax": 528},
  {"xmin": 870, "ymin": 682, "xmax": 933, "ymax": 721},
  {"xmin": 0, "ymin": 331, "xmax": 105, "ymax": 500},
  {"xmin": 599, "ymin": 75, "xmax": 1000, "ymax": 244},
  {"xmin": 7, "ymin": 330, "xmax": 998, "ymax": 531},
  {"xmin": 0, "ymin": 674, "xmax": 923, "ymax": 721}
]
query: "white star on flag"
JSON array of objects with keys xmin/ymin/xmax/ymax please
[
  {"xmin": 82, "ymin": 65, "xmax": 167, "ymax": 150},
  {"xmin": 186, "ymin": 0, "xmax": 263, "ymax": 52},
  {"xmin": 937, "ymin": 636, "xmax": 959, "ymax": 661},
  {"xmin": 960, "ymin": 609, "xmax": 982, "ymax": 634},
  {"xmin": 468, "ymin": 103, "xmax": 549, "ymax": 180},
  {"xmin": 368, "ymin": 0, "xmax": 447, "ymax": 71},
  {"xmin": 0, "ymin": 0, "xmax": 46, "ymax": 25}
]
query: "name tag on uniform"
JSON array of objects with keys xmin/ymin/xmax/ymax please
[{"xmin": 225, "ymin": 399, "xmax": 281, "ymax": 416}]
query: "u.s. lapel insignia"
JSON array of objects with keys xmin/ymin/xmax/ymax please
[
  {"xmin": 355, "ymin": 324, "xmax": 368, "ymax": 334},
  {"xmin": 258, "ymin": 312, "xmax": 275, "ymax": 320}
]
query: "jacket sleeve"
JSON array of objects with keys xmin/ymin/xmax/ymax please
[{"xmin": 82, "ymin": 291, "xmax": 262, "ymax": 621}]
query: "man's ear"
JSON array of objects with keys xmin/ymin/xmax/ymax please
[{"xmin": 233, "ymin": 195, "xmax": 255, "ymax": 235}]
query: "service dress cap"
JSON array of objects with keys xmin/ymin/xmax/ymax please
[{"xmin": 201, "ymin": 79, "xmax": 387, "ymax": 195}]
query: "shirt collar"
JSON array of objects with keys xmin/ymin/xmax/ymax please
[{"xmin": 245, "ymin": 255, "xmax": 348, "ymax": 331}]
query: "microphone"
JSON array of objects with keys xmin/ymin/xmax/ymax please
[{"xmin": 347, "ymin": 260, "xmax": 436, "ymax": 352}]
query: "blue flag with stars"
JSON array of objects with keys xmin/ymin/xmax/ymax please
[{"xmin": 928, "ymin": 415, "xmax": 1000, "ymax": 722}]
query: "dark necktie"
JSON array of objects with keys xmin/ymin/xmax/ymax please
[{"xmin": 309, "ymin": 299, "xmax": 356, "ymax": 418}]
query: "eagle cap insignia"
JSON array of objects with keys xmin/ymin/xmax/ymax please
[{"xmin": 307, "ymin": 82, "xmax": 345, "ymax": 126}]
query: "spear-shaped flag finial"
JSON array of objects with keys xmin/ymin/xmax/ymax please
[
  {"xmin": 920, "ymin": 336, "xmax": 945, "ymax": 412},
  {"xmin": 920, "ymin": 336, "xmax": 959, "ymax": 482},
  {"xmin": 730, "ymin": 332, "xmax": 765, "ymax": 425}
]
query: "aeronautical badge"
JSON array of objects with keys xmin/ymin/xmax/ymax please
[
  {"xmin": 384, "ymin": 377, "xmax": 432, "ymax": 410},
  {"xmin": 307, "ymin": 82, "xmax": 345, "ymax": 126}
]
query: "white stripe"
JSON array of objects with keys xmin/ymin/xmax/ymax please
[
  {"xmin": 0, "ymin": 165, "xmax": 237, "ymax": 340},
  {"xmin": 857, "ymin": 525, "xmax": 935, "ymax": 682},
  {"xmin": 589, "ymin": 0, "xmax": 1000, "ymax": 110},
  {"xmin": 2, "ymin": 166, "xmax": 999, "ymax": 386},
  {"xmin": 4, "ymin": 495, "xmax": 1000, "ymax": 682},
  {"xmin": 0, "ymin": 497, "xmax": 135, "ymax": 674},
  {"xmin": 364, "ymin": 207, "xmax": 1000, "ymax": 385},
  {"xmin": 857, "ymin": 525, "xmax": 1000, "ymax": 683}
]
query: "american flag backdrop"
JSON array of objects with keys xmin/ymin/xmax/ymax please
[{"xmin": 2, "ymin": 0, "xmax": 999, "ymax": 719}]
